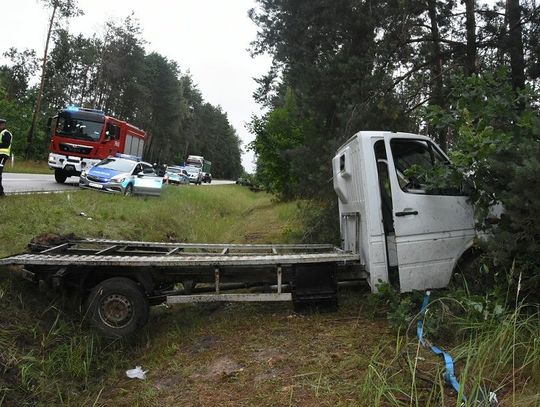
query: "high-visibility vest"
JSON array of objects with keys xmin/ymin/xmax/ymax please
[{"xmin": 0, "ymin": 129, "xmax": 12, "ymax": 156}]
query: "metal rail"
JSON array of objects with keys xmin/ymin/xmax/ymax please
[{"xmin": 0, "ymin": 239, "xmax": 359, "ymax": 267}]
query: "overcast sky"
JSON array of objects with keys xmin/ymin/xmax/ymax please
[{"xmin": 2, "ymin": 0, "xmax": 272, "ymax": 172}]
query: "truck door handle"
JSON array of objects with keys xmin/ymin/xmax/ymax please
[{"xmin": 395, "ymin": 210, "xmax": 418, "ymax": 217}]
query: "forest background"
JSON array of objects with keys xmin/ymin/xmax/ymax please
[{"xmin": 0, "ymin": 4, "xmax": 243, "ymax": 179}]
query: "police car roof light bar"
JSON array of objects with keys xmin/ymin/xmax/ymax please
[{"xmin": 115, "ymin": 153, "xmax": 142, "ymax": 161}]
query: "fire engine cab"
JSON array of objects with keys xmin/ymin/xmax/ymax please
[{"xmin": 47, "ymin": 106, "xmax": 146, "ymax": 184}]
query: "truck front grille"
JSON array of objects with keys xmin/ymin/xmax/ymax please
[{"xmin": 59, "ymin": 143, "xmax": 93, "ymax": 155}]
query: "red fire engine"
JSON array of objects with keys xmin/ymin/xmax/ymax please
[{"xmin": 47, "ymin": 106, "xmax": 146, "ymax": 183}]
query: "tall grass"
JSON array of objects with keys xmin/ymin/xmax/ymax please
[
  {"xmin": 0, "ymin": 269, "xmax": 129, "ymax": 405},
  {"xmin": 0, "ymin": 185, "xmax": 302, "ymax": 258},
  {"xmin": 0, "ymin": 185, "xmax": 304, "ymax": 406},
  {"xmin": 361, "ymin": 298, "xmax": 540, "ymax": 406}
]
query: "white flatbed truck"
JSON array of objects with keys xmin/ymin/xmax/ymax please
[{"xmin": 0, "ymin": 131, "xmax": 476, "ymax": 337}]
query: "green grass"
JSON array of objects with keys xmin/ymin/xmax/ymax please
[
  {"xmin": 361, "ymin": 299, "xmax": 540, "ymax": 406},
  {"xmin": 0, "ymin": 185, "xmax": 301, "ymax": 258},
  {"xmin": 3, "ymin": 159, "xmax": 50, "ymax": 174},
  {"xmin": 0, "ymin": 186, "xmax": 538, "ymax": 406}
]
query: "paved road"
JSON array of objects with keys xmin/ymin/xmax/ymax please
[
  {"xmin": 2, "ymin": 173, "xmax": 234, "ymax": 195},
  {"xmin": 2, "ymin": 173, "xmax": 79, "ymax": 194}
]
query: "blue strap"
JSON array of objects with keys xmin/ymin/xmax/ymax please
[{"xmin": 417, "ymin": 291, "xmax": 466, "ymax": 402}]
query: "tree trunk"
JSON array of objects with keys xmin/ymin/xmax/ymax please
[
  {"xmin": 26, "ymin": 2, "xmax": 58, "ymax": 158},
  {"xmin": 463, "ymin": 0, "xmax": 477, "ymax": 76},
  {"xmin": 506, "ymin": 0, "xmax": 526, "ymax": 90},
  {"xmin": 427, "ymin": 0, "xmax": 447, "ymax": 150}
]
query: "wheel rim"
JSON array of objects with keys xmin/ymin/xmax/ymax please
[
  {"xmin": 125, "ymin": 185, "xmax": 133, "ymax": 196},
  {"xmin": 98, "ymin": 294, "xmax": 134, "ymax": 328}
]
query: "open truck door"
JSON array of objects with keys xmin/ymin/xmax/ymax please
[{"xmin": 383, "ymin": 135, "xmax": 475, "ymax": 291}]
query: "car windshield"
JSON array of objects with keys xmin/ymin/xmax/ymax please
[
  {"xmin": 94, "ymin": 158, "xmax": 136, "ymax": 173},
  {"xmin": 185, "ymin": 166, "xmax": 200, "ymax": 173},
  {"xmin": 56, "ymin": 115, "xmax": 104, "ymax": 142}
]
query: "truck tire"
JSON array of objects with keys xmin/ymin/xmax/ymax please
[
  {"xmin": 54, "ymin": 169, "xmax": 68, "ymax": 184},
  {"xmin": 86, "ymin": 277, "xmax": 149, "ymax": 338}
]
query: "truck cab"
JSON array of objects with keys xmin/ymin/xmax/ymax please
[
  {"xmin": 48, "ymin": 106, "xmax": 145, "ymax": 183},
  {"xmin": 333, "ymin": 131, "xmax": 475, "ymax": 292}
]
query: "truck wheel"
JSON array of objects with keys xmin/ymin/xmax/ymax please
[
  {"xmin": 124, "ymin": 184, "xmax": 134, "ymax": 196},
  {"xmin": 86, "ymin": 277, "xmax": 149, "ymax": 338},
  {"xmin": 54, "ymin": 169, "xmax": 68, "ymax": 184}
]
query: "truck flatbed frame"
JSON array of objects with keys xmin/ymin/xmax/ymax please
[
  {"xmin": 0, "ymin": 239, "xmax": 364, "ymax": 337},
  {"xmin": 0, "ymin": 238, "xmax": 360, "ymax": 267}
]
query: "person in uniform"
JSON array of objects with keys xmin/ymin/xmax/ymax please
[{"xmin": 0, "ymin": 118, "xmax": 13, "ymax": 197}]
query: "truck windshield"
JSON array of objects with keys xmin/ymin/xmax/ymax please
[
  {"xmin": 186, "ymin": 160, "xmax": 202, "ymax": 168},
  {"xmin": 56, "ymin": 115, "xmax": 104, "ymax": 142}
]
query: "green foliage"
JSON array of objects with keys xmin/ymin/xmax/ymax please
[
  {"xmin": 248, "ymin": 0, "xmax": 540, "ymax": 249},
  {"xmin": 367, "ymin": 283, "xmax": 422, "ymax": 331},
  {"xmin": 362, "ymin": 300, "xmax": 540, "ymax": 406},
  {"xmin": 0, "ymin": 15, "xmax": 243, "ymax": 178},
  {"xmin": 427, "ymin": 69, "xmax": 540, "ymax": 300},
  {"xmin": 249, "ymin": 89, "xmax": 316, "ymax": 199},
  {"xmin": 296, "ymin": 199, "xmax": 340, "ymax": 244}
]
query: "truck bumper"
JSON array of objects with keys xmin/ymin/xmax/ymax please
[{"xmin": 48, "ymin": 153, "xmax": 100, "ymax": 175}]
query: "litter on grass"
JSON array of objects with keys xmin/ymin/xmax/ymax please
[{"xmin": 126, "ymin": 366, "xmax": 148, "ymax": 380}]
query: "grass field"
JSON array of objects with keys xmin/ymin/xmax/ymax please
[
  {"xmin": 0, "ymin": 185, "xmax": 302, "ymax": 258},
  {"xmin": 0, "ymin": 186, "xmax": 538, "ymax": 406},
  {"xmin": 3, "ymin": 159, "xmax": 50, "ymax": 174}
]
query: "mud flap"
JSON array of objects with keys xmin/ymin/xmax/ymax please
[{"xmin": 291, "ymin": 264, "xmax": 338, "ymax": 312}]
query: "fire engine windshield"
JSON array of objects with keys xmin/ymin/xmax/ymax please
[{"xmin": 56, "ymin": 114, "xmax": 104, "ymax": 142}]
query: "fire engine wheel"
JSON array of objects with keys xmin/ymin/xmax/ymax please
[
  {"xmin": 124, "ymin": 184, "xmax": 134, "ymax": 196},
  {"xmin": 54, "ymin": 169, "xmax": 67, "ymax": 184},
  {"xmin": 86, "ymin": 277, "xmax": 149, "ymax": 338}
]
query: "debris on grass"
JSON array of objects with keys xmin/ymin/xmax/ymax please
[
  {"xmin": 126, "ymin": 366, "xmax": 148, "ymax": 380},
  {"xmin": 27, "ymin": 233, "xmax": 79, "ymax": 252}
]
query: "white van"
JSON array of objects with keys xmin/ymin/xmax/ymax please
[{"xmin": 333, "ymin": 131, "xmax": 475, "ymax": 292}]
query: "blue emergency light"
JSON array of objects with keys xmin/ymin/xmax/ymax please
[{"xmin": 64, "ymin": 106, "xmax": 105, "ymax": 114}]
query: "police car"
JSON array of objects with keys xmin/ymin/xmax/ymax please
[
  {"xmin": 163, "ymin": 166, "xmax": 190, "ymax": 185},
  {"xmin": 79, "ymin": 154, "xmax": 163, "ymax": 196}
]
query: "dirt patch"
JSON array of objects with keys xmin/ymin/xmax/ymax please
[
  {"xmin": 253, "ymin": 348, "xmax": 285, "ymax": 365},
  {"xmin": 189, "ymin": 335, "xmax": 221, "ymax": 355},
  {"xmin": 190, "ymin": 356, "xmax": 244, "ymax": 382},
  {"xmin": 244, "ymin": 232, "xmax": 265, "ymax": 243},
  {"xmin": 153, "ymin": 374, "xmax": 182, "ymax": 391}
]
